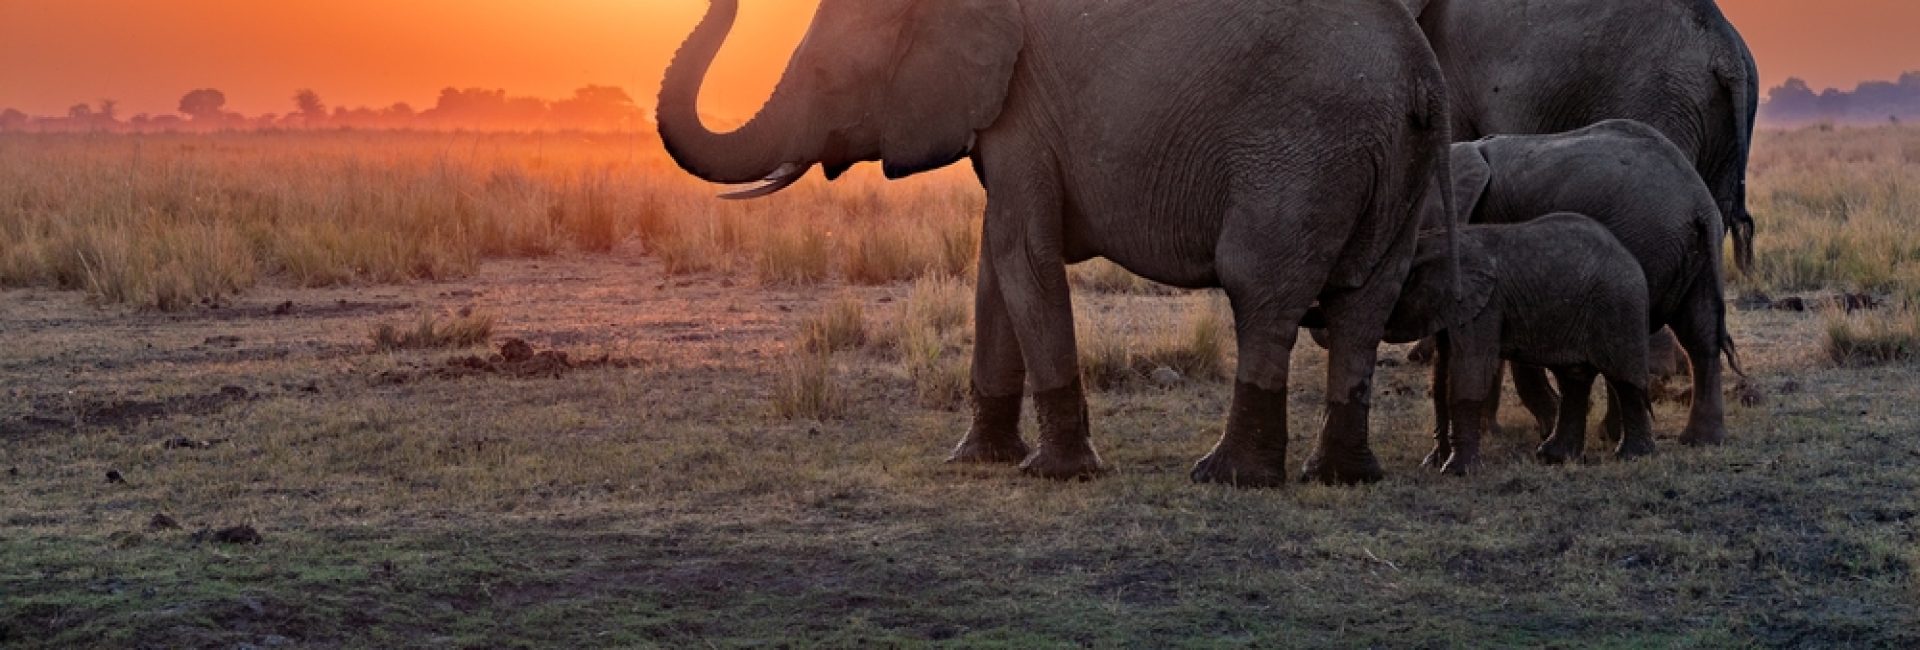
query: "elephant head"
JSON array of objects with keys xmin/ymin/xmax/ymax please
[
  {"xmin": 1382, "ymin": 232, "xmax": 1497, "ymax": 344},
  {"xmin": 657, "ymin": 0, "xmax": 1024, "ymax": 198}
]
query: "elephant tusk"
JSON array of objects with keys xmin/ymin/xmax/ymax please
[{"xmin": 719, "ymin": 162, "xmax": 810, "ymax": 200}]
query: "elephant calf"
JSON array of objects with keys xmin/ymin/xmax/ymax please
[{"xmin": 1383, "ymin": 214, "xmax": 1655, "ymax": 473}]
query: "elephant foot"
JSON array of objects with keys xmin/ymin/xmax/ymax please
[
  {"xmin": 1299, "ymin": 401, "xmax": 1384, "ymax": 486},
  {"xmin": 1614, "ymin": 436, "xmax": 1657, "ymax": 461},
  {"xmin": 1678, "ymin": 424, "xmax": 1727, "ymax": 447},
  {"xmin": 1019, "ymin": 444, "xmax": 1106, "ymax": 481},
  {"xmin": 1020, "ymin": 380, "xmax": 1105, "ymax": 481},
  {"xmin": 945, "ymin": 388, "xmax": 1028, "ymax": 465},
  {"xmin": 1420, "ymin": 445, "xmax": 1450, "ymax": 471},
  {"xmin": 1535, "ymin": 438, "xmax": 1583, "ymax": 465},
  {"xmin": 1190, "ymin": 448, "xmax": 1287, "ymax": 487},
  {"xmin": 1300, "ymin": 450, "xmax": 1385, "ymax": 485},
  {"xmin": 1192, "ymin": 381, "xmax": 1290, "ymax": 488},
  {"xmin": 1438, "ymin": 452, "xmax": 1481, "ymax": 477},
  {"xmin": 946, "ymin": 435, "xmax": 1030, "ymax": 465}
]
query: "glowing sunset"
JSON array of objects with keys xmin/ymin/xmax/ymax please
[
  {"xmin": 3, "ymin": 1, "xmax": 1916, "ymax": 646},
  {"xmin": 2, "ymin": 1, "xmax": 1917, "ymax": 119}
]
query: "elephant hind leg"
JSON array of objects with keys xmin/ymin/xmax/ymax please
[
  {"xmin": 1607, "ymin": 376, "xmax": 1658, "ymax": 460},
  {"xmin": 1671, "ymin": 284, "xmax": 1731, "ymax": 447},
  {"xmin": 1536, "ymin": 366, "xmax": 1596, "ymax": 465},
  {"xmin": 1509, "ymin": 363, "xmax": 1561, "ymax": 440},
  {"xmin": 1191, "ymin": 290, "xmax": 1310, "ymax": 488}
]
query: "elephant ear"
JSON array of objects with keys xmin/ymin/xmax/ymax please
[
  {"xmin": 1383, "ymin": 234, "xmax": 1498, "ymax": 343},
  {"xmin": 1444, "ymin": 236, "xmax": 1499, "ymax": 330},
  {"xmin": 879, "ymin": 0, "xmax": 1024, "ymax": 179},
  {"xmin": 1400, "ymin": 0, "xmax": 1433, "ymax": 19},
  {"xmin": 1450, "ymin": 144, "xmax": 1493, "ymax": 224}
]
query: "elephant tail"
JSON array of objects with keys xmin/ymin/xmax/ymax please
[
  {"xmin": 1713, "ymin": 40, "xmax": 1760, "ymax": 275},
  {"xmin": 1427, "ymin": 79, "xmax": 1463, "ymax": 303},
  {"xmin": 1705, "ymin": 216, "xmax": 1748, "ymax": 379}
]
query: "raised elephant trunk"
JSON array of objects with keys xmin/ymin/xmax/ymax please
[{"xmin": 656, "ymin": 0, "xmax": 810, "ymax": 196}]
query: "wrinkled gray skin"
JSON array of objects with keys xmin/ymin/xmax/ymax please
[
  {"xmin": 1381, "ymin": 215, "xmax": 1655, "ymax": 474},
  {"xmin": 657, "ymin": 0, "xmax": 1455, "ymax": 486},
  {"xmin": 1404, "ymin": 0, "xmax": 1758, "ymax": 266},
  {"xmin": 1433, "ymin": 120, "xmax": 1735, "ymax": 448}
]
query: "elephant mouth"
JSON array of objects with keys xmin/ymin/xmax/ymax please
[{"xmin": 719, "ymin": 162, "xmax": 813, "ymax": 200}]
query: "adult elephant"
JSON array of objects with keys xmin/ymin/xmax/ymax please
[
  {"xmin": 1404, "ymin": 0, "xmax": 1758, "ymax": 447},
  {"xmin": 658, "ymin": 0, "xmax": 1456, "ymax": 486}
]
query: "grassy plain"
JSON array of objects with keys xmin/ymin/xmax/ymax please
[{"xmin": 2, "ymin": 127, "xmax": 1918, "ymax": 647}]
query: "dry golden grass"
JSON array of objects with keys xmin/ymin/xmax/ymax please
[
  {"xmin": 1079, "ymin": 293, "xmax": 1231, "ymax": 390},
  {"xmin": 772, "ymin": 348, "xmax": 846, "ymax": 420},
  {"xmin": 799, "ymin": 295, "xmax": 868, "ymax": 353},
  {"xmin": 370, "ymin": 311, "xmax": 497, "ymax": 351},
  {"xmin": 4, "ymin": 126, "xmax": 1920, "ymax": 647},
  {"xmin": 1825, "ymin": 308, "xmax": 1920, "ymax": 365},
  {"xmin": 0, "ymin": 132, "xmax": 980, "ymax": 309},
  {"xmin": 1743, "ymin": 125, "xmax": 1920, "ymax": 303}
]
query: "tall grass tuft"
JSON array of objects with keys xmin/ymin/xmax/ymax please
[
  {"xmin": 757, "ymin": 226, "xmax": 833, "ymax": 287},
  {"xmin": 800, "ymin": 297, "xmax": 868, "ymax": 353},
  {"xmin": 371, "ymin": 311, "xmax": 497, "ymax": 351},
  {"xmin": 773, "ymin": 349, "xmax": 846, "ymax": 420},
  {"xmin": 1077, "ymin": 295, "xmax": 1233, "ymax": 391},
  {"xmin": 901, "ymin": 322, "xmax": 970, "ymax": 410},
  {"xmin": 843, "ymin": 225, "xmax": 931, "ymax": 286},
  {"xmin": 1825, "ymin": 308, "xmax": 1920, "ymax": 366}
]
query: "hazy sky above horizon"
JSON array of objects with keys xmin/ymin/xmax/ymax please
[{"xmin": 0, "ymin": 1, "xmax": 1914, "ymax": 117}]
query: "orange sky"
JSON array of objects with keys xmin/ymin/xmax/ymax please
[{"xmin": 0, "ymin": 1, "xmax": 1914, "ymax": 118}]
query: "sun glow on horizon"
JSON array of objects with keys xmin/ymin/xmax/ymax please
[{"xmin": 0, "ymin": 1, "xmax": 1915, "ymax": 121}]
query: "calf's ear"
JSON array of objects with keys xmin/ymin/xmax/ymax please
[{"xmin": 1444, "ymin": 237, "xmax": 1498, "ymax": 328}]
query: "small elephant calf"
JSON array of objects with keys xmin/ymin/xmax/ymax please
[{"xmin": 1385, "ymin": 213, "xmax": 1656, "ymax": 473}]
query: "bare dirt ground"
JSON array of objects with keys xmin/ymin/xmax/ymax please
[{"xmin": 2, "ymin": 249, "xmax": 1916, "ymax": 647}]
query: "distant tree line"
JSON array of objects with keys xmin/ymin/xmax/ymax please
[
  {"xmin": 1761, "ymin": 71, "xmax": 1920, "ymax": 126},
  {"xmin": 0, "ymin": 85, "xmax": 649, "ymax": 133}
]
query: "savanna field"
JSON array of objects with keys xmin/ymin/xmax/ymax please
[{"xmin": 1, "ymin": 127, "xmax": 1917, "ymax": 647}]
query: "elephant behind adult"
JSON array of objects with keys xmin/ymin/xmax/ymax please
[
  {"xmin": 1439, "ymin": 119, "xmax": 1736, "ymax": 447},
  {"xmin": 657, "ymin": 0, "xmax": 1456, "ymax": 486},
  {"xmin": 1405, "ymin": 0, "xmax": 1759, "ymax": 267}
]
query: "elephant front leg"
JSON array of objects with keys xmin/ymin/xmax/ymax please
[
  {"xmin": 1421, "ymin": 333, "xmax": 1453, "ymax": 470},
  {"xmin": 1438, "ymin": 330, "xmax": 1502, "ymax": 476},
  {"xmin": 981, "ymin": 200, "xmax": 1102, "ymax": 481},
  {"xmin": 1192, "ymin": 307, "xmax": 1298, "ymax": 488},
  {"xmin": 947, "ymin": 256, "xmax": 1031, "ymax": 465}
]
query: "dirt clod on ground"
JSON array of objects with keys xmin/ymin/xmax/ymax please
[
  {"xmin": 163, "ymin": 437, "xmax": 229, "ymax": 450},
  {"xmin": 373, "ymin": 338, "xmax": 632, "ymax": 385},
  {"xmin": 104, "ymin": 470, "xmax": 125, "ymax": 485},
  {"xmin": 148, "ymin": 514, "xmax": 180, "ymax": 530},
  {"xmin": 193, "ymin": 525, "xmax": 263, "ymax": 545},
  {"xmin": 499, "ymin": 338, "xmax": 535, "ymax": 363},
  {"xmin": 1737, "ymin": 292, "xmax": 1884, "ymax": 313}
]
